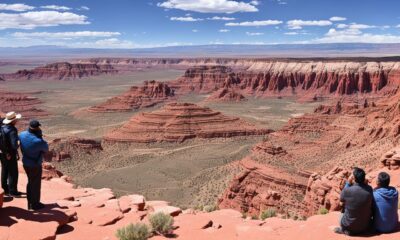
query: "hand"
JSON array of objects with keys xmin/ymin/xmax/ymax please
[{"xmin": 348, "ymin": 175, "xmax": 354, "ymax": 185}]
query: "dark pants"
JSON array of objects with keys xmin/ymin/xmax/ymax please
[
  {"xmin": 1, "ymin": 154, "xmax": 19, "ymax": 194},
  {"xmin": 23, "ymin": 165, "xmax": 42, "ymax": 207}
]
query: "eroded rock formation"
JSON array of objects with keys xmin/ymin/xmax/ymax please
[
  {"xmin": 169, "ymin": 62, "xmax": 400, "ymax": 98},
  {"xmin": 1, "ymin": 62, "xmax": 117, "ymax": 81},
  {"xmin": 104, "ymin": 102, "xmax": 272, "ymax": 143},
  {"xmin": 88, "ymin": 80, "xmax": 175, "ymax": 112},
  {"xmin": 0, "ymin": 90, "xmax": 48, "ymax": 120},
  {"xmin": 206, "ymin": 87, "xmax": 246, "ymax": 102},
  {"xmin": 44, "ymin": 138, "xmax": 102, "ymax": 162},
  {"xmin": 218, "ymin": 158, "xmax": 310, "ymax": 217}
]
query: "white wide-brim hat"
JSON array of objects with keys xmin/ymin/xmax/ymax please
[{"xmin": 3, "ymin": 111, "xmax": 22, "ymax": 124}]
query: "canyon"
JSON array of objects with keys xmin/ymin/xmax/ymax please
[{"xmin": 1, "ymin": 58, "xmax": 400, "ymax": 238}]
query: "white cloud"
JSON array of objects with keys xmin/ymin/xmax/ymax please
[
  {"xmin": 246, "ymin": 32, "xmax": 264, "ymax": 36},
  {"xmin": 0, "ymin": 11, "xmax": 89, "ymax": 30},
  {"xmin": 226, "ymin": 20, "xmax": 282, "ymax": 27},
  {"xmin": 397, "ymin": 24, "xmax": 400, "ymax": 28},
  {"xmin": 306, "ymin": 28, "xmax": 400, "ymax": 43},
  {"xmin": 192, "ymin": 29, "xmax": 198, "ymax": 32},
  {"xmin": 329, "ymin": 16, "xmax": 347, "ymax": 22},
  {"xmin": 337, "ymin": 23, "xmax": 348, "ymax": 29},
  {"xmin": 284, "ymin": 32, "xmax": 298, "ymax": 35},
  {"xmin": 79, "ymin": 38, "xmax": 135, "ymax": 49},
  {"xmin": 348, "ymin": 23, "xmax": 376, "ymax": 29},
  {"xmin": 158, "ymin": 0, "xmax": 258, "ymax": 13},
  {"xmin": 287, "ymin": 20, "xmax": 332, "ymax": 29},
  {"xmin": 170, "ymin": 16, "xmax": 203, "ymax": 21},
  {"xmin": 41, "ymin": 5, "xmax": 71, "ymax": 11},
  {"xmin": 208, "ymin": 16, "xmax": 235, "ymax": 21},
  {"xmin": 219, "ymin": 29, "xmax": 230, "ymax": 32},
  {"xmin": 0, "ymin": 3, "xmax": 34, "ymax": 12},
  {"xmin": 276, "ymin": 0, "xmax": 287, "ymax": 5},
  {"xmin": 12, "ymin": 31, "xmax": 121, "ymax": 39},
  {"xmin": 250, "ymin": 0, "xmax": 260, "ymax": 5},
  {"xmin": 79, "ymin": 6, "xmax": 90, "ymax": 11}
]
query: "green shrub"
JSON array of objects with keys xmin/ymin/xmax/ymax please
[
  {"xmin": 149, "ymin": 212, "xmax": 174, "ymax": 236},
  {"xmin": 318, "ymin": 208, "xmax": 329, "ymax": 215},
  {"xmin": 203, "ymin": 204, "xmax": 218, "ymax": 212},
  {"xmin": 251, "ymin": 215, "xmax": 259, "ymax": 220},
  {"xmin": 241, "ymin": 212, "xmax": 247, "ymax": 219},
  {"xmin": 260, "ymin": 208, "xmax": 277, "ymax": 220},
  {"xmin": 116, "ymin": 223, "xmax": 150, "ymax": 240}
]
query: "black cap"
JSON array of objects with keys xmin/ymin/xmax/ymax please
[{"xmin": 29, "ymin": 120, "xmax": 41, "ymax": 129}]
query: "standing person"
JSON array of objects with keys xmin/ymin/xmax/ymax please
[
  {"xmin": 19, "ymin": 120, "xmax": 48, "ymax": 210},
  {"xmin": 1, "ymin": 112, "xmax": 22, "ymax": 197},
  {"xmin": 373, "ymin": 172, "xmax": 399, "ymax": 233},
  {"xmin": 334, "ymin": 167, "xmax": 373, "ymax": 236}
]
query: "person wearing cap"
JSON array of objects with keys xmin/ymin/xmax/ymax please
[
  {"xmin": 19, "ymin": 120, "xmax": 49, "ymax": 210},
  {"xmin": 1, "ymin": 112, "xmax": 22, "ymax": 197}
]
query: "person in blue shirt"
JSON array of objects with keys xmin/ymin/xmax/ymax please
[
  {"xmin": 19, "ymin": 120, "xmax": 49, "ymax": 210},
  {"xmin": 373, "ymin": 172, "xmax": 399, "ymax": 233}
]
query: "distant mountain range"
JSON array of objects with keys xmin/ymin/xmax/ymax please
[{"xmin": 1, "ymin": 43, "xmax": 400, "ymax": 60}]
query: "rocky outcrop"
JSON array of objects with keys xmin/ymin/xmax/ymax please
[
  {"xmin": 218, "ymin": 158, "xmax": 310, "ymax": 217},
  {"xmin": 88, "ymin": 80, "xmax": 175, "ymax": 112},
  {"xmin": 1, "ymin": 62, "xmax": 117, "ymax": 81},
  {"xmin": 104, "ymin": 102, "xmax": 272, "ymax": 143},
  {"xmin": 44, "ymin": 138, "xmax": 102, "ymax": 162},
  {"xmin": 0, "ymin": 90, "xmax": 48, "ymax": 120},
  {"xmin": 303, "ymin": 167, "xmax": 350, "ymax": 216},
  {"xmin": 380, "ymin": 147, "xmax": 400, "ymax": 170},
  {"xmin": 206, "ymin": 87, "xmax": 246, "ymax": 102},
  {"xmin": 252, "ymin": 142, "xmax": 287, "ymax": 156}
]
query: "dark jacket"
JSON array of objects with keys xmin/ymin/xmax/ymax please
[
  {"xmin": 373, "ymin": 187, "xmax": 399, "ymax": 233},
  {"xmin": 340, "ymin": 183, "xmax": 373, "ymax": 234},
  {"xmin": 1, "ymin": 124, "xmax": 19, "ymax": 155},
  {"xmin": 19, "ymin": 130, "xmax": 48, "ymax": 167}
]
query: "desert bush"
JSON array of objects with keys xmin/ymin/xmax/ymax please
[
  {"xmin": 318, "ymin": 208, "xmax": 329, "ymax": 215},
  {"xmin": 116, "ymin": 223, "xmax": 150, "ymax": 240},
  {"xmin": 203, "ymin": 204, "xmax": 218, "ymax": 212},
  {"xmin": 241, "ymin": 212, "xmax": 247, "ymax": 219},
  {"xmin": 149, "ymin": 212, "xmax": 174, "ymax": 236},
  {"xmin": 260, "ymin": 208, "xmax": 277, "ymax": 220},
  {"xmin": 251, "ymin": 215, "xmax": 259, "ymax": 220}
]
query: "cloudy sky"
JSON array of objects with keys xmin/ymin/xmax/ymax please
[{"xmin": 0, "ymin": 0, "xmax": 399, "ymax": 48}]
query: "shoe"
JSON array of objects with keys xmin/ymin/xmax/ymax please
[
  {"xmin": 32, "ymin": 202, "xmax": 45, "ymax": 210},
  {"xmin": 4, "ymin": 191, "xmax": 10, "ymax": 197},
  {"xmin": 9, "ymin": 191, "xmax": 22, "ymax": 198},
  {"xmin": 334, "ymin": 227, "xmax": 350, "ymax": 235}
]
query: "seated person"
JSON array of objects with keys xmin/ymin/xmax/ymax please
[
  {"xmin": 373, "ymin": 172, "xmax": 399, "ymax": 233},
  {"xmin": 335, "ymin": 167, "xmax": 373, "ymax": 235}
]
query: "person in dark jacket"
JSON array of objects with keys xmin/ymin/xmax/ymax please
[
  {"xmin": 1, "ymin": 112, "xmax": 22, "ymax": 197},
  {"xmin": 19, "ymin": 120, "xmax": 48, "ymax": 210},
  {"xmin": 373, "ymin": 172, "xmax": 399, "ymax": 233},
  {"xmin": 334, "ymin": 167, "xmax": 373, "ymax": 235}
]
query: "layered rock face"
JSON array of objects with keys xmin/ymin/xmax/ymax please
[
  {"xmin": 170, "ymin": 62, "xmax": 400, "ymax": 98},
  {"xmin": 104, "ymin": 102, "xmax": 272, "ymax": 143},
  {"xmin": 218, "ymin": 158, "xmax": 310, "ymax": 217},
  {"xmin": 1, "ymin": 62, "xmax": 117, "ymax": 81},
  {"xmin": 88, "ymin": 80, "xmax": 175, "ymax": 112},
  {"xmin": 0, "ymin": 90, "xmax": 47, "ymax": 120}
]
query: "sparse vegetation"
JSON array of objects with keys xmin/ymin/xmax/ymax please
[
  {"xmin": 318, "ymin": 208, "xmax": 329, "ymax": 215},
  {"xmin": 241, "ymin": 212, "xmax": 247, "ymax": 219},
  {"xmin": 116, "ymin": 223, "xmax": 150, "ymax": 240},
  {"xmin": 260, "ymin": 208, "xmax": 277, "ymax": 220},
  {"xmin": 149, "ymin": 212, "xmax": 174, "ymax": 236},
  {"xmin": 203, "ymin": 204, "xmax": 218, "ymax": 212},
  {"xmin": 251, "ymin": 215, "xmax": 259, "ymax": 220}
]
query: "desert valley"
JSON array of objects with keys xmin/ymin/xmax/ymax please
[{"xmin": 1, "ymin": 0, "xmax": 400, "ymax": 239}]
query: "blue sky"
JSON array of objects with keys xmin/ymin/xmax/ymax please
[{"xmin": 0, "ymin": 0, "xmax": 400, "ymax": 48}]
